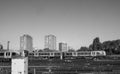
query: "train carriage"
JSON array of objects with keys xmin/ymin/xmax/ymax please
[
  {"xmin": 28, "ymin": 50, "xmax": 106, "ymax": 59},
  {"xmin": 0, "ymin": 52, "xmax": 5, "ymax": 58},
  {"xmin": 76, "ymin": 51, "xmax": 91, "ymax": 56},
  {"xmin": 91, "ymin": 51, "xmax": 106, "ymax": 56}
]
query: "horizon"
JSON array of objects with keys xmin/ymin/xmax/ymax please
[
  {"xmin": 0, "ymin": 0, "xmax": 120, "ymax": 50},
  {"xmin": 0, "ymin": 34, "xmax": 120, "ymax": 50}
]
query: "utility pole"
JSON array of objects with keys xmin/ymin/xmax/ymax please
[
  {"xmin": 34, "ymin": 68, "xmax": 36, "ymax": 74},
  {"xmin": 7, "ymin": 41, "xmax": 10, "ymax": 50}
]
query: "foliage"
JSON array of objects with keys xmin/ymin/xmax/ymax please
[
  {"xmin": 77, "ymin": 37, "xmax": 120, "ymax": 55},
  {"xmin": 89, "ymin": 37, "xmax": 102, "ymax": 51},
  {"xmin": 77, "ymin": 47, "xmax": 89, "ymax": 51},
  {"xmin": 102, "ymin": 40, "xmax": 120, "ymax": 54}
]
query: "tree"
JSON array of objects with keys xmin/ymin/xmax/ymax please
[
  {"xmin": 38, "ymin": 49, "xmax": 43, "ymax": 52},
  {"xmin": 77, "ymin": 47, "xmax": 89, "ymax": 51},
  {"xmin": 93, "ymin": 37, "xmax": 102, "ymax": 50},
  {"xmin": 102, "ymin": 40, "xmax": 120, "ymax": 55},
  {"xmin": 43, "ymin": 48, "xmax": 50, "ymax": 52},
  {"xmin": 89, "ymin": 37, "xmax": 102, "ymax": 51},
  {"xmin": 68, "ymin": 49, "xmax": 75, "ymax": 52}
]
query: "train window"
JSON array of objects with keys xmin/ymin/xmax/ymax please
[
  {"xmin": 81, "ymin": 53, "xmax": 84, "ymax": 55},
  {"xmin": 0, "ymin": 53, "xmax": 4, "ymax": 56},
  {"xmin": 88, "ymin": 53, "xmax": 91, "ymax": 55},
  {"xmin": 54, "ymin": 53, "xmax": 60, "ymax": 56},
  {"xmin": 6, "ymin": 52, "xmax": 10, "ymax": 56},
  {"xmin": 51, "ymin": 53, "xmax": 53, "ymax": 55},
  {"xmin": 12, "ymin": 52, "xmax": 16, "ymax": 56},
  {"xmin": 73, "ymin": 52, "xmax": 76, "ymax": 55},
  {"xmin": 77, "ymin": 53, "xmax": 83, "ymax": 55},
  {"xmin": 66, "ymin": 53, "xmax": 72, "ymax": 55},
  {"xmin": 39, "ymin": 53, "xmax": 50, "ymax": 55},
  {"xmin": 39, "ymin": 53, "xmax": 44, "ymax": 55},
  {"xmin": 39, "ymin": 53, "xmax": 41, "ymax": 55},
  {"xmin": 77, "ymin": 53, "xmax": 80, "ymax": 55},
  {"xmin": 47, "ymin": 53, "xmax": 50, "ymax": 55},
  {"xmin": 92, "ymin": 52, "xmax": 95, "ymax": 55},
  {"xmin": 85, "ymin": 52, "xmax": 89, "ymax": 55},
  {"xmin": 29, "ymin": 53, "xmax": 34, "ymax": 56},
  {"xmin": 96, "ymin": 52, "xmax": 101, "ymax": 55},
  {"xmin": 44, "ymin": 53, "xmax": 49, "ymax": 55},
  {"xmin": 84, "ymin": 52, "xmax": 90, "ymax": 55}
]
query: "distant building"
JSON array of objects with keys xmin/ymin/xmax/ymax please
[
  {"xmin": 59, "ymin": 43, "xmax": 67, "ymax": 52},
  {"xmin": 20, "ymin": 34, "xmax": 33, "ymax": 52},
  {"xmin": 45, "ymin": 34, "xmax": 56, "ymax": 50}
]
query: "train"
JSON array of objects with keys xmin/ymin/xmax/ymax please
[
  {"xmin": 0, "ymin": 50, "xmax": 28, "ymax": 59},
  {"xmin": 0, "ymin": 51, "xmax": 17, "ymax": 58},
  {"xmin": 28, "ymin": 50, "xmax": 106, "ymax": 59},
  {"xmin": 0, "ymin": 50, "xmax": 106, "ymax": 59}
]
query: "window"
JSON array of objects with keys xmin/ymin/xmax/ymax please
[
  {"xmin": 6, "ymin": 52, "xmax": 10, "ymax": 56},
  {"xmin": 54, "ymin": 53, "xmax": 60, "ymax": 56},
  {"xmin": 66, "ymin": 53, "xmax": 72, "ymax": 56},
  {"xmin": 0, "ymin": 53, "xmax": 4, "ymax": 56}
]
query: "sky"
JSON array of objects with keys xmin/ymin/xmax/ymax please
[{"xmin": 0, "ymin": 0, "xmax": 120, "ymax": 50}]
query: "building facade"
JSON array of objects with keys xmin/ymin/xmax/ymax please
[
  {"xmin": 20, "ymin": 34, "xmax": 33, "ymax": 52},
  {"xmin": 45, "ymin": 34, "xmax": 56, "ymax": 50},
  {"xmin": 59, "ymin": 43, "xmax": 67, "ymax": 52},
  {"xmin": 12, "ymin": 57, "xmax": 28, "ymax": 74}
]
